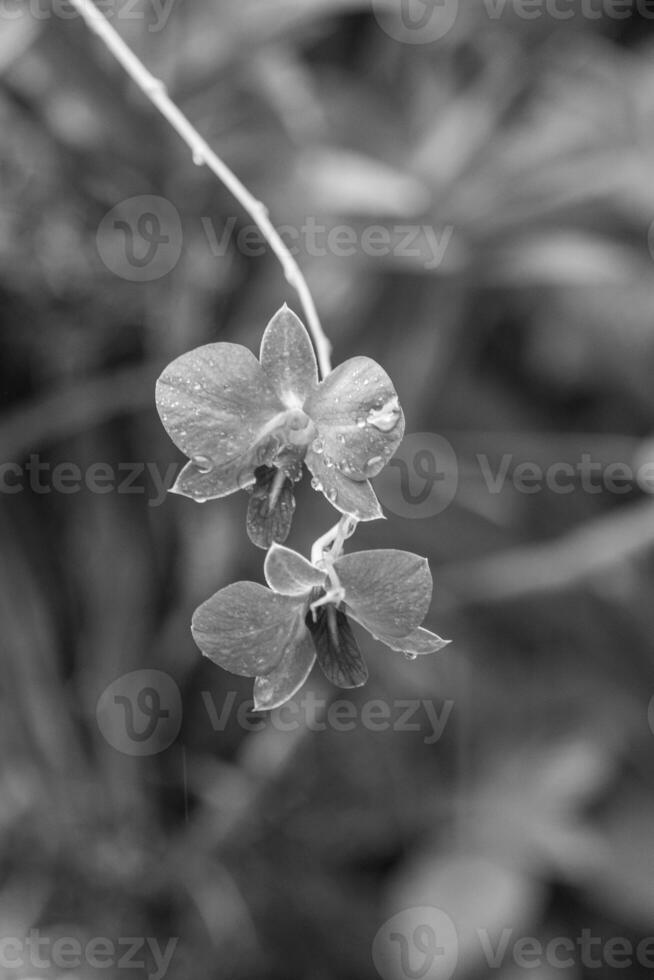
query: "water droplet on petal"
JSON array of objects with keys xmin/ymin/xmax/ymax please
[
  {"xmin": 324, "ymin": 455, "xmax": 335, "ymax": 469},
  {"xmin": 364, "ymin": 455, "xmax": 384, "ymax": 476},
  {"xmin": 312, "ymin": 438, "xmax": 325, "ymax": 454},
  {"xmin": 367, "ymin": 396, "xmax": 401, "ymax": 433},
  {"xmin": 356, "ymin": 418, "xmax": 367, "ymax": 429},
  {"xmin": 193, "ymin": 455, "xmax": 213, "ymax": 474},
  {"xmin": 311, "ymin": 477, "xmax": 323, "ymax": 492},
  {"xmin": 404, "ymin": 652, "xmax": 418, "ymax": 661},
  {"xmin": 326, "ymin": 488, "xmax": 337, "ymax": 504}
]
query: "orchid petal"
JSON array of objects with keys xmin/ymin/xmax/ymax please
[
  {"xmin": 253, "ymin": 627, "xmax": 316, "ymax": 711},
  {"xmin": 264, "ymin": 544, "xmax": 327, "ymax": 597},
  {"xmin": 260, "ymin": 305, "xmax": 319, "ymax": 408},
  {"xmin": 306, "ymin": 607, "xmax": 368, "ymax": 689},
  {"xmin": 334, "ymin": 549, "xmax": 433, "ymax": 638},
  {"xmin": 192, "ymin": 582, "xmax": 303, "ymax": 677},
  {"xmin": 171, "ymin": 457, "xmax": 255, "ymax": 502},
  {"xmin": 306, "ymin": 450, "xmax": 384, "ymax": 521},
  {"xmin": 246, "ymin": 466, "xmax": 296, "ymax": 549},
  {"xmin": 156, "ymin": 343, "xmax": 283, "ymax": 486},
  {"xmin": 376, "ymin": 626, "xmax": 451, "ymax": 655},
  {"xmin": 304, "ymin": 356, "xmax": 405, "ymax": 481}
]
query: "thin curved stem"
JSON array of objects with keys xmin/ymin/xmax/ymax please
[{"xmin": 66, "ymin": 0, "xmax": 333, "ymax": 379}]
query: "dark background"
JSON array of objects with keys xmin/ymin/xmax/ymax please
[{"xmin": 2, "ymin": 1, "xmax": 654, "ymax": 978}]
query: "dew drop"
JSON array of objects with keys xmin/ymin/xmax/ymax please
[
  {"xmin": 404, "ymin": 652, "xmax": 418, "ymax": 661},
  {"xmin": 324, "ymin": 455, "xmax": 335, "ymax": 469},
  {"xmin": 312, "ymin": 438, "xmax": 325, "ymax": 454},
  {"xmin": 311, "ymin": 477, "xmax": 323, "ymax": 492},
  {"xmin": 326, "ymin": 488, "xmax": 337, "ymax": 504},
  {"xmin": 192, "ymin": 455, "xmax": 213, "ymax": 474},
  {"xmin": 367, "ymin": 396, "xmax": 401, "ymax": 433},
  {"xmin": 356, "ymin": 418, "xmax": 367, "ymax": 429},
  {"xmin": 364, "ymin": 455, "xmax": 384, "ymax": 476}
]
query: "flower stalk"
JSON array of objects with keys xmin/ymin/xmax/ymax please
[
  {"xmin": 68, "ymin": 1, "xmax": 450, "ymax": 709},
  {"xmin": 66, "ymin": 0, "xmax": 333, "ymax": 380}
]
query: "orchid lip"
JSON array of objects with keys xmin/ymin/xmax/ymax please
[{"xmin": 255, "ymin": 408, "xmax": 317, "ymax": 452}]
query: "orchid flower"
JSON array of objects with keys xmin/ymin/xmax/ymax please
[
  {"xmin": 156, "ymin": 306, "xmax": 405, "ymax": 548},
  {"xmin": 191, "ymin": 543, "xmax": 449, "ymax": 711}
]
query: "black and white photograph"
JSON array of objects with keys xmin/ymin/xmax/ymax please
[{"xmin": 1, "ymin": 2, "xmax": 654, "ymax": 978}]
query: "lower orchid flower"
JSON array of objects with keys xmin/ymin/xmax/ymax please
[{"xmin": 191, "ymin": 544, "xmax": 450, "ymax": 711}]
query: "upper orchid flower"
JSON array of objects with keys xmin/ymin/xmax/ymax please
[
  {"xmin": 155, "ymin": 306, "xmax": 405, "ymax": 548},
  {"xmin": 191, "ymin": 543, "xmax": 449, "ymax": 711}
]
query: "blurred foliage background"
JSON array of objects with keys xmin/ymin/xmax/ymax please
[{"xmin": 2, "ymin": 1, "xmax": 654, "ymax": 978}]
